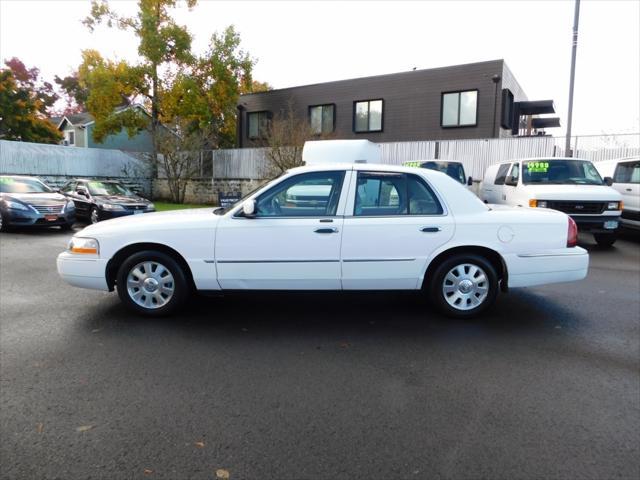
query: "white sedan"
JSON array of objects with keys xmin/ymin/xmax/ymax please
[{"xmin": 57, "ymin": 162, "xmax": 589, "ymax": 318}]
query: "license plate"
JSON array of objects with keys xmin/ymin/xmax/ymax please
[
  {"xmin": 45, "ymin": 214, "xmax": 58, "ymax": 221},
  {"xmin": 604, "ymin": 220, "xmax": 618, "ymax": 229},
  {"xmin": 134, "ymin": 210, "xmax": 143, "ymax": 215}
]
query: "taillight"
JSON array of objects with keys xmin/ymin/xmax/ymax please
[{"xmin": 567, "ymin": 216, "xmax": 578, "ymax": 247}]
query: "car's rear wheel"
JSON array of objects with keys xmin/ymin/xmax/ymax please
[
  {"xmin": 594, "ymin": 232, "xmax": 617, "ymax": 248},
  {"xmin": 116, "ymin": 250, "xmax": 188, "ymax": 316},
  {"xmin": 0, "ymin": 211, "xmax": 7, "ymax": 232},
  {"xmin": 429, "ymin": 254, "xmax": 498, "ymax": 318}
]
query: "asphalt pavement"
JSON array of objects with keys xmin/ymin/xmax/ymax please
[{"xmin": 1, "ymin": 226, "xmax": 639, "ymax": 480}]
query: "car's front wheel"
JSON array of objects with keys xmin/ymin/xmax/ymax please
[
  {"xmin": 429, "ymin": 254, "xmax": 499, "ymax": 318},
  {"xmin": 90, "ymin": 207, "xmax": 100, "ymax": 224},
  {"xmin": 594, "ymin": 232, "xmax": 617, "ymax": 248},
  {"xmin": 116, "ymin": 251, "xmax": 189, "ymax": 316}
]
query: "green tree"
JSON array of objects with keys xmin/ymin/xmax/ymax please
[
  {"xmin": 0, "ymin": 58, "xmax": 62, "ymax": 143},
  {"xmin": 54, "ymin": 72, "xmax": 89, "ymax": 114}
]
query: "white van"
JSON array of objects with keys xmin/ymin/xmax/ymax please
[
  {"xmin": 593, "ymin": 156, "xmax": 639, "ymax": 230},
  {"xmin": 403, "ymin": 160, "xmax": 473, "ymax": 188},
  {"xmin": 482, "ymin": 157, "xmax": 623, "ymax": 247}
]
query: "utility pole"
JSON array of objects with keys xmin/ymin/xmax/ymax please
[{"xmin": 565, "ymin": 0, "xmax": 581, "ymax": 157}]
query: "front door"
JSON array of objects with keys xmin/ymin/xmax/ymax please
[
  {"xmin": 215, "ymin": 170, "xmax": 350, "ymax": 290},
  {"xmin": 613, "ymin": 159, "xmax": 640, "ymax": 212},
  {"xmin": 340, "ymin": 171, "xmax": 454, "ymax": 290}
]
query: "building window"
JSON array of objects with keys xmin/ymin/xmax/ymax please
[
  {"xmin": 67, "ymin": 131, "xmax": 75, "ymax": 145},
  {"xmin": 353, "ymin": 99, "xmax": 383, "ymax": 133},
  {"xmin": 309, "ymin": 104, "xmax": 335, "ymax": 135},
  {"xmin": 441, "ymin": 90, "xmax": 478, "ymax": 127},
  {"xmin": 247, "ymin": 111, "xmax": 271, "ymax": 139}
]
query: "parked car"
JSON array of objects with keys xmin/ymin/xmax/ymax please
[
  {"xmin": 60, "ymin": 179, "xmax": 154, "ymax": 224},
  {"xmin": 593, "ymin": 156, "xmax": 639, "ymax": 230},
  {"xmin": 403, "ymin": 160, "xmax": 473, "ymax": 187},
  {"xmin": 57, "ymin": 140, "xmax": 588, "ymax": 319},
  {"xmin": 0, "ymin": 175, "xmax": 75, "ymax": 232},
  {"xmin": 481, "ymin": 157, "xmax": 623, "ymax": 247}
]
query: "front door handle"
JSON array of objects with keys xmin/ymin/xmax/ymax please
[
  {"xmin": 626, "ymin": 188, "xmax": 632, "ymax": 192},
  {"xmin": 315, "ymin": 227, "xmax": 339, "ymax": 234},
  {"xmin": 420, "ymin": 226, "xmax": 441, "ymax": 233}
]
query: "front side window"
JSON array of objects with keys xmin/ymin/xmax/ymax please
[
  {"xmin": 255, "ymin": 171, "xmax": 345, "ymax": 217},
  {"xmin": 248, "ymin": 111, "xmax": 271, "ymax": 139},
  {"xmin": 309, "ymin": 104, "xmax": 335, "ymax": 135},
  {"xmin": 506, "ymin": 163, "xmax": 520, "ymax": 185},
  {"xmin": 354, "ymin": 99, "xmax": 383, "ymax": 133},
  {"xmin": 613, "ymin": 160, "xmax": 640, "ymax": 184},
  {"xmin": 494, "ymin": 163, "xmax": 511, "ymax": 185},
  {"xmin": 354, "ymin": 172, "xmax": 443, "ymax": 216},
  {"xmin": 522, "ymin": 160, "xmax": 604, "ymax": 185},
  {"xmin": 441, "ymin": 90, "xmax": 478, "ymax": 127}
]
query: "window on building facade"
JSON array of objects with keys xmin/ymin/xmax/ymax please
[
  {"xmin": 248, "ymin": 111, "xmax": 271, "ymax": 139},
  {"xmin": 67, "ymin": 131, "xmax": 75, "ymax": 145},
  {"xmin": 353, "ymin": 99, "xmax": 383, "ymax": 133},
  {"xmin": 441, "ymin": 90, "xmax": 478, "ymax": 127},
  {"xmin": 309, "ymin": 104, "xmax": 335, "ymax": 135}
]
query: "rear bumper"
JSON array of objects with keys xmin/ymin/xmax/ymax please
[
  {"xmin": 57, "ymin": 251, "xmax": 109, "ymax": 291},
  {"xmin": 504, "ymin": 247, "xmax": 589, "ymax": 288}
]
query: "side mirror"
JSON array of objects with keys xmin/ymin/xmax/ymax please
[
  {"xmin": 467, "ymin": 176, "xmax": 473, "ymax": 186},
  {"xmin": 242, "ymin": 199, "xmax": 256, "ymax": 217},
  {"xmin": 505, "ymin": 176, "xmax": 518, "ymax": 187},
  {"xmin": 604, "ymin": 176, "xmax": 613, "ymax": 186}
]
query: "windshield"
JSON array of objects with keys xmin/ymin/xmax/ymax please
[
  {"xmin": 87, "ymin": 181, "xmax": 132, "ymax": 196},
  {"xmin": 522, "ymin": 159, "xmax": 604, "ymax": 185},
  {"xmin": 420, "ymin": 161, "xmax": 466, "ymax": 184},
  {"xmin": 0, "ymin": 176, "xmax": 52, "ymax": 193}
]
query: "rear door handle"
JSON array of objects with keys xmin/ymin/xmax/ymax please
[
  {"xmin": 315, "ymin": 227, "xmax": 338, "ymax": 234},
  {"xmin": 626, "ymin": 188, "xmax": 632, "ymax": 192},
  {"xmin": 420, "ymin": 226, "xmax": 441, "ymax": 233}
]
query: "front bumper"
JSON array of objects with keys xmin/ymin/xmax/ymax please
[
  {"xmin": 57, "ymin": 251, "xmax": 109, "ymax": 291},
  {"xmin": 3, "ymin": 208, "xmax": 75, "ymax": 227},
  {"xmin": 570, "ymin": 214, "xmax": 621, "ymax": 233},
  {"xmin": 98, "ymin": 209, "xmax": 155, "ymax": 221},
  {"xmin": 504, "ymin": 247, "xmax": 589, "ymax": 288}
]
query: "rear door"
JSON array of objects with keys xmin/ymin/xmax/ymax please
[{"xmin": 340, "ymin": 170, "xmax": 454, "ymax": 290}]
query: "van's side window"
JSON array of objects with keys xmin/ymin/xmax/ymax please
[
  {"xmin": 494, "ymin": 163, "xmax": 511, "ymax": 185},
  {"xmin": 510, "ymin": 164, "xmax": 520, "ymax": 182}
]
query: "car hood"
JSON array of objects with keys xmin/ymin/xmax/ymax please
[
  {"xmin": 94, "ymin": 195, "xmax": 150, "ymax": 205},
  {"xmin": 76, "ymin": 208, "xmax": 219, "ymax": 237},
  {"xmin": 2, "ymin": 192, "xmax": 68, "ymax": 204},
  {"xmin": 524, "ymin": 184, "xmax": 622, "ymax": 201}
]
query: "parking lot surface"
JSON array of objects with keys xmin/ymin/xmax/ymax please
[{"xmin": 1, "ymin": 227, "xmax": 639, "ymax": 480}]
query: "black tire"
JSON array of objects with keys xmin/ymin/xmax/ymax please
[
  {"xmin": 428, "ymin": 254, "xmax": 499, "ymax": 319},
  {"xmin": 0, "ymin": 211, "xmax": 8, "ymax": 232},
  {"xmin": 60, "ymin": 222, "xmax": 74, "ymax": 231},
  {"xmin": 116, "ymin": 250, "xmax": 189, "ymax": 316},
  {"xmin": 594, "ymin": 233, "xmax": 617, "ymax": 248}
]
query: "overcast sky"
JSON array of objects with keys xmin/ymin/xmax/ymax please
[{"xmin": 1, "ymin": 0, "xmax": 639, "ymax": 137}]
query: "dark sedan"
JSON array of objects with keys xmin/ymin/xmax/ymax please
[
  {"xmin": 60, "ymin": 179, "xmax": 154, "ymax": 224},
  {"xmin": 0, "ymin": 175, "xmax": 76, "ymax": 231}
]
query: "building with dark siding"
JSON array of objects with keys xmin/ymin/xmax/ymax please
[{"xmin": 236, "ymin": 59, "xmax": 558, "ymax": 148}]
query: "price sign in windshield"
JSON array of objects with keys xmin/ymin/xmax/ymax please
[{"xmin": 525, "ymin": 161, "xmax": 550, "ymax": 173}]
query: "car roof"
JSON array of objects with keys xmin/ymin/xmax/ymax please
[{"xmin": 287, "ymin": 162, "xmax": 450, "ymax": 178}]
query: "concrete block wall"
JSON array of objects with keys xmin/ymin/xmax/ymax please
[{"xmin": 152, "ymin": 178, "xmax": 264, "ymax": 205}]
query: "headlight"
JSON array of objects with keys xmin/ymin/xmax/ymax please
[
  {"xmin": 66, "ymin": 200, "xmax": 76, "ymax": 211},
  {"xmin": 68, "ymin": 237, "xmax": 99, "ymax": 255},
  {"xmin": 146, "ymin": 203, "xmax": 155, "ymax": 210},
  {"xmin": 4, "ymin": 200, "xmax": 29, "ymax": 211},
  {"xmin": 529, "ymin": 199, "xmax": 548, "ymax": 208},
  {"xmin": 537, "ymin": 200, "xmax": 548, "ymax": 208},
  {"xmin": 607, "ymin": 201, "xmax": 622, "ymax": 210},
  {"xmin": 101, "ymin": 203, "xmax": 125, "ymax": 211}
]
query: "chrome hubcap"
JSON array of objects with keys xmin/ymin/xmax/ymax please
[
  {"xmin": 442, "ymin": 263, "xmax": 489, "ymax": 311},
  {"xmin": 91, "ymin": 210, "xmax": 99, "ymax": 223},
  {"xmin": 126, "ymin": 261, "xmax": 175, "ymax": 309}
]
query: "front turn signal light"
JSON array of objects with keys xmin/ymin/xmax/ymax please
[
  {"xmin": 68, "ymin": 237, "xmax": 99, "ymax": 255},
  {"xmin": 529, "ymin": 199, "xmax": 537, "ymax": 208}
]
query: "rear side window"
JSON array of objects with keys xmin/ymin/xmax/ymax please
[
  {"xmin": 494, "ymin": 163, "xmax": 511, "ymax": 185},
  {"xmin": 354, "ymin": 172, "xmax": 443, "ymax": 216},
  {"xmin": 613, "ymin": 161, "xmax": 640, "ymax": 184}
]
